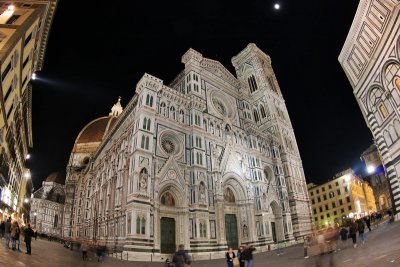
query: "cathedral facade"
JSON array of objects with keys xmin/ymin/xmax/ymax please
[{"xmin": 63, "ymin": 44, "xmax": 312, "ymax": 260}]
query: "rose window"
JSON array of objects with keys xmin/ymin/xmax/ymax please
[{"xmin": 161, "ymin": 138, "xmax": 175, "ymax": 154}]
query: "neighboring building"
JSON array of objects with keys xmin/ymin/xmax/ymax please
[
  {"xmin": 361, "ymin": 144, "xmax": 392, "ymax": 211},
  {"xmin": 30, "ymin": 172, "xmax": 65, "ymax": 237},
  {"xmin": 63, "ymin": 44, "xmax": 313, "ymax": 260},
  {"xmin": 308, "ymin": 169, "xmax": 377, "ymax": 229},
  {"xmin": 0, "ymin": 0, "xmax": 58, "ymax": 221},
  {"xmin": 339, "ymin": 0, "xmax": 400, "ymax": 218}
]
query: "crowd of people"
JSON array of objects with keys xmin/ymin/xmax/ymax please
[
  {"xmin": 0, "ymin": 216, "xmax": 36, "ymax": 254},
  {"xmin": 303, "ymin": 211, "xmax": 391, "ymax": 259}
]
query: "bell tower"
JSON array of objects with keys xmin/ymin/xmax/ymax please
[{"xmin": 232, "ymin": 44, "xmax": 313, "ymax": 238}]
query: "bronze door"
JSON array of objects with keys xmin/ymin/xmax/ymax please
[
  {"xmin": 161, "ymin": 217, "xmax": 176, "ymax": 253},
  {"xmin": 225, "ymin": 214, "xmax": 238, "ymax": 249}
]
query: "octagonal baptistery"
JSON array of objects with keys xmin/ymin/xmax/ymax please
[{"xmin": 62, "ymin": 44, "xmax": 313, "ymax": 261}]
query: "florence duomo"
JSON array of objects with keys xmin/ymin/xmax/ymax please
[{"xmin": 61, "ymin": 43, "xmax": 312, "ymax": 259}]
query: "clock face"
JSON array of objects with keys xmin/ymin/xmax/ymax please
[{"xmin": 212, "ymin": 98, "xmax": 226, "ymax": 116}]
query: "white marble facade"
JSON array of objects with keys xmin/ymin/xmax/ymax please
[
  {"xmin": 339, "ymin": 0, "xmax": 400, "ymax": 217},
  {"xmin": 63, "ymin": 43, "xmax": 312, "ymax": 260}
]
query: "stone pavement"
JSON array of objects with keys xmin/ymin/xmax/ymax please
[{"xmin": 1, "ymin": 220, "xmax": 400, "ymax": 267}]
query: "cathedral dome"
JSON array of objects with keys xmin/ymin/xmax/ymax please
[
  {"xmin": 45, "ymin": 172, "xmax": 65, "ymax": 185},
  {"xmin": 76, "ymin": 116, "xmax": 117, "ymax": 144},
  {"xmin": 72, "ymin": 116, "xmax": 118, "ymax": 153},
  {"xmin": 72, "ymin": 98, "xmax": 123, "ymax": 154}
]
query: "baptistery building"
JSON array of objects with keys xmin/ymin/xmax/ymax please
[{"xmin": 63, "ymin": 44, "xmax": 312, "ymax": 260}]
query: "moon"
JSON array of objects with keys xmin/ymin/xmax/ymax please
[{"xmin": 274, "ymin": 3, "xmax": 280, "ymax": 10}]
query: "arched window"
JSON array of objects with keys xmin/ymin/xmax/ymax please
[
  {"xmin": 210, "ymin": 123, "xmax": 214, "ymax": 134},
  {"xmin": 141, "ymin": 217, "xmax": 146, "ymax": 234},
  {"xmin": 54, "ymin": 214, "xmax": 58, "ymax": 228},
  {"xmin": 260, "ymin": 105, "xmax": 266, "ymax": 118},
  {"xmin": 141, "ymin": 136, "xmax": 150, "ymax": 150},
  {"xmin": 217, "ymin": 125, "xmax": 221, "ymax": 137},
  {"xmin": 170, "ymin": 106, "xmax": 176, "ymax": 120},
  {"xmin": 248, "ymin": 75, "xmax": 258, "ymax": 93},
  {"xmin": 160, "ymin": 102, "xmax": 166, "ymax": 116},
  {"xmin": 145, "ymin": 94, "xmax": 153, "ymax": 106},
  {"xmin": 143, "ymin": 118, "xmax": 151, "ymax": 130},
  {"xmin": 253, "ymin": 109, "xmax": 260, "ymax": 122},
  {"xmin": 203, "ymin": 119, "xmax": 207, "ymax": 131},
  {"xmin": 136, "ymin": 217, "xmax": 141, "ymax": 234},
  {"xmin": 179, "ymin": 110, "xmax": 185, "ymax": 123}
]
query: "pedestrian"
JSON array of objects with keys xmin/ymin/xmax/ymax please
[
  {"xmin": 80, "ymin": 241, "xmax": 88, "ymax": 260},
  {"xmin": 226, "ymin": 247, "xmax": 236, "ymax": 267},
  {"xmin": 24, "ymin": 223, "xmax": 34, "ymax": 255},
  {"xmin": 10, "ymin": 220, "xmax": 20, "ymax": 251},
  {"xmin": 0, "ymin": 220, "xmax": 5, "ymax": 238},
  {"xmin": 4, "ymin": 217, "xmax": 11, "ymax": 248},
  {"xmin": 242, "ymin": 243, "xmax": 256, "ymax": 267},
  {"xmin": 349, "ymin": 220, "xmax": 358, "ymax": 248},
  {"xmin": 357, "ymin": 219, "xmax": 366, "ymax": 245},
  {"xmin": 303, "ymin": 236, "xmax": 309, "ymax": 258},
  {"xmin": 339, "ymin": 226, "xmax": 348, "ymax": 250},
  {"xmin": 172, "ymin": 244, "xmax": 191, "ymax": 267},
  {"xmin": 317, "ymin": 230, "xmax": 325, "ymax": 255},
  {"xmin": 364, "ymin": 216, "xmax": 371, "ymax": 232},
  {"xmin": 237, "ymin": 246, "xmax": 245, "ymax": 267}
]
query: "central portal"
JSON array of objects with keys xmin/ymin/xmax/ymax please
[
  {"xmin": 161, "ymin": 217, "xmax": 176, "ymax": 253},
  {"xmin": 225, "ymin": 214, "xmax": 238, "ymax": 249}
]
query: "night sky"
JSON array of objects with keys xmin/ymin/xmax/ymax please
[{"xmin": 29, "ymin": 0, "xmax": 373, "ymax": 190}]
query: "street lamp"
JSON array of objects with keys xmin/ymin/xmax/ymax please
[
  {"xmin": 367, "ymin": 165, "xmax": 375, "ymax": 174},
  {"xmin": 24, "ymin": 198, "xmax": 29, "ymax": 203},
  {"xmin": 24, "ymin": 171, "xmax": 31, "ymax": 179}
]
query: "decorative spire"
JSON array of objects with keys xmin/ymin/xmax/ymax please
[{"xmin": 109, "ymin": 96, "xmax": 123, "ymax": 117}]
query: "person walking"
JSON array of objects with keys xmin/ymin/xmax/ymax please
[
  {"xmin": 339, "ymin": 226, "xmax": 348, "ymax": 250},
  {"xmin": 365, "ymin": 216, "xmax": 371, "ymax": 232},
  {"xmin": 0, "ymin": 220, "xmax": 5, "ymax": 238},
  {"xmin": 242, "ymin": 243, "xmax": 256, "ymax": 267},
  {"xmin": 4, "ymin": 217, "xmax": 11, "ymax": 248},
  {"xmin": 10, "ymin": 220, "xmax": 19, "ymax": 251},
  {"xmin": 357, "ymin": 219, "xmax": 366, "ymax": 245},
  {"xmin": 237, "ymin": 246, "xmax": 245, "ymax": 267},
  {"xmin": 172, "ymin": 244, "xmax": 191, "ymax": 267},
  {"xmin": 349, "ymin": 220, "xmax": 358, "ymax": 248},
  {"xmin": 24, "ymin": 223, "xmax": 34, "ymax": 255},
  {"xmin": 226, "ymin": 247, "xmax": 236, "ymax": 267},
  {"xmin": 80, "ymin": 241, "xmax": 88, "ymax": 260},
  {"xmin": 303, "ymin": 236, "xmax": 310, "ymax": 258}
]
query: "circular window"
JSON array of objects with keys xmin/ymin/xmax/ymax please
[
  {"xmin": 161, "ymin": 138, "xmax": 175, "ymax": 154},
  {"xmin": 212, "ymin": 98, "xmax": 226, "ymax": 116}
]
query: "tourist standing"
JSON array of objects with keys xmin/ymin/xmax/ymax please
[
  {"xmin": 24, "ymin": 223, "xmax": 34, "ymax": 255},
  {"xmin": 349, "ymin": 220, "xmax": 358, "ymax": 248},
  {"xmin": 226, "ymin": 247, "xmax": 236, "ymax": 267},
  {"xmin": 357, "ymin": 219, "xmax": 366, "ymax": 245},
  {"xmin": 364, "ymin": 216, "xmax": 371, "ymax": 232},
  {"xmin": 4, "ymin": 217, "xmax": 11, "ymax": 248},
  {"xmin": 237, "ymin": 246, "xmax": 245, "ymax": 267},
  {"xmin": 303, "ymin": 236, "xmax": 309, "ymax": 258},
  {"xmin": 0, "ymin": 220, "xmax": 5, "ymax": 238},
  {"xmin": 339, "ymin": 226, "xmax": 348, "ymax": 250},
  {"xmin": 243, "ymin": 243, "xmax": 256, "ymax": 267},
  {"xmin": 172, "ymin": 244, "xmax": 191, "ymax": 267},
  {"xmin": 10, "ymin": 220, "xmax": 19, "ymax": 250}
]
